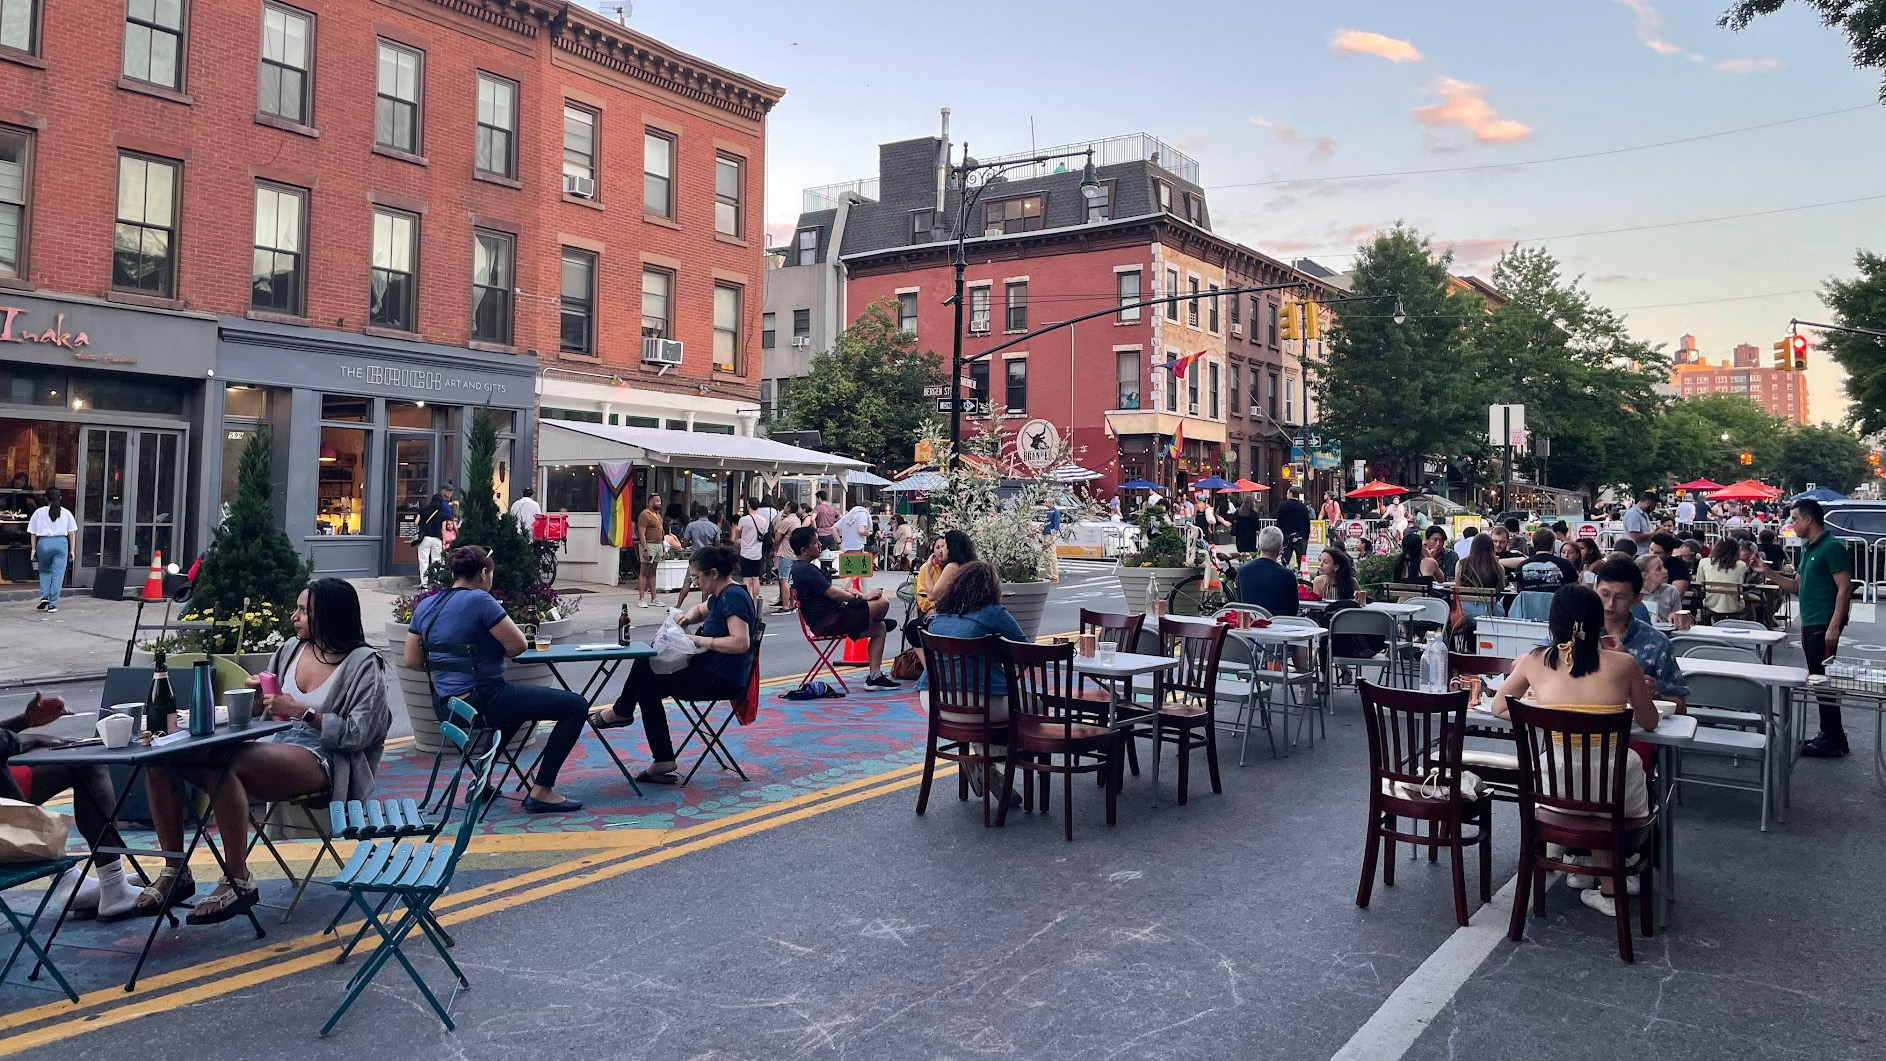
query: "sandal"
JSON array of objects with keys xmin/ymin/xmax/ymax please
[
  {"xmin": 123, "ymin": 867, "xmax": 195, "ymax": 919},
  {"xmin": 589, "ymin": 706, "xmax": 635, "ymax": 729},
  {"xmin": 185, "ymin": 874, "xmax": 260, "ymax": 926},
  {"xmin": 633, "ymin": 768, "xmax": 679, "ymax": 785}
]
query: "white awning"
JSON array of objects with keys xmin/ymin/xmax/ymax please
[{"xmin": 538, "ymin": 420, "xmax": 867, "ymax": 476}]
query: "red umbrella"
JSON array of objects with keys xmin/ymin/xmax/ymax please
[
  {"xmin": 1707, "ymin": 480, "xmax": 1779, "ymax": 502},
  {"xmin": 1347, "ymin": 480, "xmax": 1407, "ymax": 499},
  {"xmin": 1673, "ymin": 478, "xmax": 1726, "ymax": 492},
  {"xmin": 1231, "ymin": 478, "xmax": 1269, "ymax": 492}
]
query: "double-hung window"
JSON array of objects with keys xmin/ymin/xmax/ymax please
[
  {"xmin": 112, "ymin": 153, "xmax": 179, "ymax": 297},
  {"xmin": 251, "ymin": 182, "xmax": 306, "ymax": 315},
  {"xmin": 471, "ymin": 230, "xmax": 513, "ymax": 344},
  {"xmin": 374, "ymin": 41, "xmax": 422, "ymax": 153},
  {"xmin": 369, "ymin": 208, "xmax": 417, "ymax": 330},
  {"xmin": 122, "ymin": 0, "xmax": 185, "ymax": 90},
  {"xmin": 714, "ymin": 154, "xmax": 743, "ymax": 236},
  {"xmin": 559, "ymin": 249, "xmax": 594, "ymax": 355},
  {"xmin": 257, "ymin": 4, "xmax": 312, "ymax": 124},
  {"xmin": 475, "ymin": 74, "xmax": 516, "ymax": 179}
]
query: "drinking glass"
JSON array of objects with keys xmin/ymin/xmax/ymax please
[{"xmin": 1097, "ymin": 640, "xmax": 1118, "ymax": 666}]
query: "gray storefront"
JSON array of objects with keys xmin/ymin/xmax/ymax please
[
  {"xmin": 0, "ymin": 292, "xmax": 216, "ymax": 591},
  {"xmin": 214, "ymin": 319, "xmax": 537, "ymax": 579}
]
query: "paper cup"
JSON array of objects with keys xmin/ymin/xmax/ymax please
[
  {"xmin": 223, "ymin": 688, "xmax": 255, "ymax": 730},
  {"xmin": 96, "ymin": 713, "xmax": 134, "ymax": 749}
]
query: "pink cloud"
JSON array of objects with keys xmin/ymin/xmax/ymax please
[
  {"xmin": 1612, "ymin": 0, "xmax": 1698, "ymax": 60},
  {"xmin": 1252, "ymin": 118, "xmax": 1338, "ymax": 159},
  {"xmin": 1329, "ymin": 29, "xmax": 1421, "ymax": 63},
  {"xmin": 1432, "ymin": 237, "xmax": 1520, "ymax": 273},
  {"xmin": 1263, "ymin": 240, "xmax": 1317, "ymax": 255},
  {"xmin": 1411, "ymin": 79, "xmax": 1532, "ymax": 143},
  {"xmin": 1716, "ymin": 57, "xmax": 1784, "ymax": 74}
]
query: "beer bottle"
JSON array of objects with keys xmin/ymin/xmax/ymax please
[{"xmin": 617, "ymin": 604, "xmax": 632, "ymax": 646}]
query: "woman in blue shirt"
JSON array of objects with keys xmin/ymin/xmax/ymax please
[
  {"xmin": 592, "ymin": 543, "xmax": 757, "ymax": 784},
  {"xmin": 917, "ymin": 561, "xmax": 1024, "ymax": 797},
  {"xmin": 403, "ymin": 547, "xmax": 590, "ymax": 813}
]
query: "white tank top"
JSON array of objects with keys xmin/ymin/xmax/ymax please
[{"xmin": 284, "ymin": 645, "xmax": 338, "ymax": 709}]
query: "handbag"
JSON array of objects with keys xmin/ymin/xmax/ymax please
[
  {"xmin": 890, "ymin": 646, "xmax": 924, "ymax": 682},
  {"xmin": 0, "ymin": 798, "xmax": 71, "ymax": 862}
]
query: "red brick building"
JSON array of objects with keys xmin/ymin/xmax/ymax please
[{"xmin": 0, "ymin": 0, "xmax": 778, "ymax": 581}]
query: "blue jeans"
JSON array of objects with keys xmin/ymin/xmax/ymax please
[
  {"xmin": 35, "ymin": 537, "xmax": 68, "ymax": 605},
  {"xmin": 450, "ymin": 680, "xmax": 588, "ymax": 789}
]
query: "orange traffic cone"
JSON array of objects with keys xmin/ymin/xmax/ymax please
[
  {"xmin": 143, "ymin": 550, "xmax": 165, "ymax": 601},
  {"xmin": 841, "ymin": 576, "xmax": 871, "ymax": 664}
]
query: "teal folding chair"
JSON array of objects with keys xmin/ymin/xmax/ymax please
[
  {"xmin": 0, "ymin": 857, "xmax": 81, "ymax": 1003},
  {"xmin": 415, "ymin": 645, "xmax": 529, "ymax": 812},
  {"xmin": 320, "ymin": 722, "xmax": 499, "ymax": 1036}
]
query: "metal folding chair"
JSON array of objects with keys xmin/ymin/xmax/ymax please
[
  {"xmin": 0, "ymin": 858, "xmax": 81, "ymax": 1003},
  {"xmin": 795, "ymin": 609, "xmax": 851, "ymax": 694},
  {"xmin": 414, "ymin": 644, "xmax": 530, "ymax": 812},
  {"xmin": 321, "ymin": 724, "xmax": 499, "ymax": 1036},
  {"xmin": 673, "ymin": 623, "xmax": 765, "ymax": 784}
]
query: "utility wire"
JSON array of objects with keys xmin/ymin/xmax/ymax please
[{"xmin": 1206, "ymin": 104, "xmax": 1879, "ymax": 191}]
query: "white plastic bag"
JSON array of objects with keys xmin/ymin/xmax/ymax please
[{"xmin": 651, "ymin": 609, "xmax": 704, "ymax": 674}]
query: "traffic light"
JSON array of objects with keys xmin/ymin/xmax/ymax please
[
  {"xmin": 1739, "ymin": 450, "xmax": 1753, "ymax": 467},
  {"xmin": 1302, "ymin": 301, "xmax": 1321, "ymax": 341},
  {"xmin": 1869, "ymin": 452, "xmax": 1881, "ymax": 467},
  {"xmin": 1772, "ymin": 339, "xmax": 1790, "ymax": 371},
  {"xmin": 1280, "ymin": 462, "xmax": 1295, "ymax": 480},
  {"xmin": 1789, "ymin": 334, "xmax": 1808, "ymax": 372},
  {"xmin": 1279, "ymin": 299, "xmax": 1300, "ymax": 342}
]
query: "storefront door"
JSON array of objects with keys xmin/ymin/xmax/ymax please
[
  {"xmin": 386, "ymin": 434, "xmax": 435, "ymax": 574},
  {"xmin": 78, "ymin": 426, "xmax": 182, "ymax": 582}
]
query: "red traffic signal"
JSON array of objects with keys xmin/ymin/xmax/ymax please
[{"xmin": 1789, "ymin": 334, "xmax": 1808, "ymax": 371}]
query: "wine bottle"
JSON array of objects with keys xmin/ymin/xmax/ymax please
[
  {"xmin": 617, "ymin": 604, "xmax": 632, "ymax": 646},
  {"xmin": 145, "ymin": 648, "xmax": 174, "ymax": 736}
]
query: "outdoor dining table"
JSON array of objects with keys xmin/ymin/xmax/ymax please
[
  {"xmin": 1072, "ymin": 650, "xmax": 1180, "ymax": 805},
  {"xmin": 1465, "ymin": 704, "xmax": 1696, "ymax": 928},
  {"xmin": 1656, "ymin": 622, "xmax": 1788, "ymax": 663},
  {"xmin": 1676, "ymin": 655, "xmax": 1810, "ymax": 820},
  {"xmin": 15, "ymin": 720, "xmax": 292, "ymax": 992},
  {"xmin": 518, "ymin": 641, "xmax": 656, "ymax": 796},
  {"xmin": 1225, "ymin": 624, "xmax": 1333, "ymax": 751}
]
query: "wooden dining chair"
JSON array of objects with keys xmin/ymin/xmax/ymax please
[
  {"xmin": 1150, "ymin": 616, "xmax": 1229, "ymax": 805},
  {"xmin": 1446, "ymin": 652, "xmax": 1524, "ymax": 805},
  {"xmin": 1505, "ymin": 700, "xmax": 1657, "ymax": 963},
  {"xmin": 1355, "ymin": 680, "xmax": 1492, "ymax": 927},
  {"xmin": 1077, "ymin": 609, "xmax": 1149, "ymax": 772},
  {"xmin": 915, "ymin": 632, "xmax": 1013, "ymax": 828},
  {"xmin": 999, "ymin": 638, "xmax": 1122, "ymax": 840}
]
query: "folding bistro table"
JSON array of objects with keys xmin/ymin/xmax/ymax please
[
  {"xmin": 16, "ymin": 721, "xmax": 291, "ymax": 992},
  {"xmin": 518, "ymin": 641, "xmax": 655, "ymax": 796}
]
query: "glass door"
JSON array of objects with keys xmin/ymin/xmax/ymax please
[
  {"xmin": 79, "ymin": 427, "xmax": 128, "ymax": 575},
  {"xmin": 78, "ymin": 426, "xmax": 183, "ymax": 580},
  {"xmin": 386, "ymin": 434, "xmax": 435, "ymax": 573},
  {"xmin": 132, "ymin": 429, "xmax": 180, "ymax": 569}
]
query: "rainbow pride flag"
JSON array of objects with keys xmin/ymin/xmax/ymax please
[{"xmin": 599, "ymin": 461, "xmax": 633, "ymax": 547}]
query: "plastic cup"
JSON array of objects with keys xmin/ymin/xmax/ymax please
[
  {"xmin": 96, "ymin": 713, "xmax": 134, "ymax": 749},
  {"xmin": 224, "ymin": 688, "xmax": 254, "ymax": 730},
  {"xmin": 1097, "ymin": 640, "xmax": 1117, "ymax": 666}
]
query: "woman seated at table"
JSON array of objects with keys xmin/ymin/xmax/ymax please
[
  {"xmin": 1487, "ymin": 584, "xmax": 1660, "ymax": 918},
  {"xmin": 590, "ymin": 543, "xmax": 757, "ymax": 785},
  {"xmin": 1313, "ymin": 547, "xmax": 1365, "ymax": 605},
  {"xmin": 0, "ymin": 693, "xmax": 140, "ymax": 918},
  {"xmin": 137, "ymin": 578, "xmax": 391, "ymax": 923},
  {"xmin": 1574, "ymin": 540, "xmax": 1605, "ymax": 585},
  {"xmin": 1631, "ymin": 553, "xmax": 1681, "ymax": 624},
  {"xmin": 404, "ymin": 546, "xmax": 589, "ymax": 814},
  {"xmin": 912, "ymin": 530, "xmax": 976, "ymax": 616},
  {"xmin": 1455, "ymin": 534, "xmax": 1506, "ymax": 621},
  {"xmin": 1391, "ymin": 531, "xmax": 1440, "ymax": 585},
  {"xmin": 916, "ymin": 560, "xmax": 1023, "ymax": 800},
  {"xmin": 1697, "ymin": 536, "xmax": 1749, "ymax": 621}
]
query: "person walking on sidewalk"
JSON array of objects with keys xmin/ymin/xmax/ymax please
[
  {"xmin": 1755, "ymin": 498, "xmax": 1854, "ymax": 757},
  {"xmin": 773, "ymin": 504, "xmax": 803, "ymax": 613},
  {"xmin": 28, "ymin": 489, "xmax": 76, "ymax": 612},
  {"xmin": 415, "ymin": 483, "xmax": 455, "ymax": 577}
]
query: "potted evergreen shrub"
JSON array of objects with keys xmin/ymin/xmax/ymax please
[{"xmin": 1114, "ymin": 503, "xmax": 1203, "ymax": 615}]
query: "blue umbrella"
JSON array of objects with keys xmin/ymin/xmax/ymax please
[
  {"xmin": 1119, "ymin": 479, "xmax": 1161, "ymax": 490},
  {"xmin": 1792, "ymin": 486, "xmax": 1846, "ymax": 502},
  {"xmin": 1190, "ymin": 475, "xmax": 1235, "ymax": 490}
]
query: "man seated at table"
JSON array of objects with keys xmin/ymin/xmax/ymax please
[
  {"xmin": 787, "ymin": 526, "xmax": 899, "ymax": 689},
  {"xmin": 1235, "ymin": 527, "xmax": 1299, "ymax": 617},
  {"xmin": 0, "ymin": 692, "xmax": 139, "ymax": 918},
  {"xmin": 1511, "ymin": 528, "xmax": 1579, "ymax": 620},
  {"xmin": 1594, "ymin": 558, "xmax": 1689, "ymax": 714}
]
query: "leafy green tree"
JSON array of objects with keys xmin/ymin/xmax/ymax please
[
  {"xmin": 447, "ymin": 407, "xmax": 542, "ymax": 611},
  {"xmin": 1316, "ymin": 224, "xmax": 1489, "ymax": 480},
  {"xmin": 1722, "ymin": 2, "xmax": 1886, "ymax": 102},
  {"xmin": 1774, "ymin": 423, "xmax": 1874, "ymax": 493},
  {"xmin": 1816, "ymin": 249, "xmax": 1886, "ymax": 435},
  {"xmin": 191, "ymin": 426, "xmax": 311, "ymax": 640},
  {"xmin": 1646, "ymin": 395, "xmax": 1784, "ymax": 488},
  {"xmin": 778, "ymin": 300, "xmax": 944, "ymax": 469}
]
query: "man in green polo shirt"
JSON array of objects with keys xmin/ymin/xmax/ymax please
[{"xmin": 1757, "ymin": 498, "xmax": 1853, "ymax": 757}]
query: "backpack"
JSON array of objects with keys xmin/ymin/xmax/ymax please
[{"xmin": 784, "ymin": 679, "xmax": 846, "ymax": 701}]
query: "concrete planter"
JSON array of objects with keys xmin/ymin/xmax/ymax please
[
  {"xmin": 655, "ymin": 559, "xmax": 689, "ymax": 593},
  {"xmin": 1113, "ymin": 565, "xmax": 1200, "ymax": 616},
  {"xmin": 1002, "ymin": 579, "xmax": 1054, "ymax": 641},
  {"xmin": 385, "ymin": 621, "xmax": 557, "ymax": 756}
]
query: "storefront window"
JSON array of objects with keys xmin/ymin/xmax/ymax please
[
  {"xmin": 224, "ymin": 385, "xmax": 268, "ymax": 420},
  {"xmin": 318, "ymin": 426, "xmax": 367, "ymax": 534},
  {"xmin": 71, "ymin": 374, "xmax": 186, "ymax": 416},
  {"xmin": 387, "ymin": 399, "xmax": 433, "ymax": 429},
  {"xmin": 322, "ymin": 394, "xmax": 369, "ymax": 422},
  {"xmin": 545, "ymin": 464, "xmax": 599, "ymax": 513},
  {"xmin": 0, "ymin": 365, "xmax": 67, "ymax": 407}
]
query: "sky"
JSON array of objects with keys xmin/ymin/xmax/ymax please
[{"xmin": 601, "ymin": 0, "xmax": 1886, "ymax": 425}]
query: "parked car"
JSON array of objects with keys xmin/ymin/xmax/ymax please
[{"xmin": 1820, "ymin": 500, "xmax": 1886, "ymax": 545}]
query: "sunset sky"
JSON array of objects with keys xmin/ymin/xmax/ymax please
[{"xmin": 614, "ymin": 0, "xmax": 1886, "ymax": 424}]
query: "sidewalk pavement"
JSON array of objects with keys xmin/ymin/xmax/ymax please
[{"xmin": 0, "ymin": 567, "xmax": 912, "ymax": 686}]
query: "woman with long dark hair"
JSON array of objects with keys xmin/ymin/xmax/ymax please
[
  {"xmin": 136, "ymin": 578, "xmax": 391, "ymax": 923},
  {"xmin": 1457, "ymin": 534, "xmax": 1505, "ymax": 621},
  {"xmin": 1391, "ymin": 530, "xmax": 1438, "ymax": 584},
  {"xmin": 1489, "ymin": 584, "xmax": 1661, "ymax": 916},
  {"xmin": 27, "ymin": 488, "xmax": 76, "ymax": 611},
  {"xmin": 914, "ymin": 529, "xmax": 977, "ymax": 616},
  {"xmin": 1313, "ymin": 547, "xmax": 1360, "ymax": 604}
]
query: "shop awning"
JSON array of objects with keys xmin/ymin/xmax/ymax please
[{"xmin": 539, "ymin": 420, "xmax": 867, "ymax": 476}]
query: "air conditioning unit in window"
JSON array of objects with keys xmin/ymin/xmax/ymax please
[
  {"xmin": 1230, "ymin": 323, "xmax": 1242, "ymax": 338},
  {"xmin": 968, "ymin": 319, "xmax": 991, "ymax": 335},
  {"xmin": 563, "ymin": 174, "xmax": 595, "ymax": 199},
  {"xmin": 791, "ymin": 336, "xmax": 811, "ymax": 348},
  {"xmin": 641, "ymin": 338, "xmax": 684, "ymax": 366},
  {"xmin": 1187, "ymin": 402, "xmax": 1200, "ymax": 416}
]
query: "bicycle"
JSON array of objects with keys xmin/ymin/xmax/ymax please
[{"xmin": 531, "ymin": 537, "xmax": 562, "ymax": 585}]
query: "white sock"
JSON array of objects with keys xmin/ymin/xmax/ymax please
[{"xmin": 95, "ymin": 862, "xmax": 139, "ymax": 916}]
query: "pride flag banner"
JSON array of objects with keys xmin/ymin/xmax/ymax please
[{"xmin": 600, "ymin": 461, "xmax": 633, "ymax": 547}]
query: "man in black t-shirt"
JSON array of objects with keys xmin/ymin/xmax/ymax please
[{"xmin": 787, "ymin": 526, "xmax": 898, "ymax": 688}]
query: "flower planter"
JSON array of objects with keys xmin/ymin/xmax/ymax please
[
  {"xmin": 1002, "ymin": 579, "xmax": 1054, "ymax": 641},
  {"xmin": 385, "ymin": 621, "xmax": 554, "ymax": 756},
  {"xmin": 1113, "ymin": 565, "xmax": 1200, "ymax": 616},
  {"xmin": 655, "ymin": 558, "xmax": 689, "ymax": 593}
]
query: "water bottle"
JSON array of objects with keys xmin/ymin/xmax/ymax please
[{"xmin": 1421, "ymin": 635, "xmax": 1449, "ymax": 693}]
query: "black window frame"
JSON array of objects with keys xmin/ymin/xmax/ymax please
[
  {"xmin": 368, "ymin": 206, "xmax": 417, "ymax": 331},
  {"xmin": 982, "ymin": 194, "xmax": 1044, "ymax": 235},
  {"xmin": 791, "ymin": 307, "xmax": 810, "ymax": 338},
  {"xmin": 111, "ymin": 151, "xmax": 180, "ymax": 298},
  {"xmin": 794, "ymin": 228, "xmax": 817, "ymax": 266},
  {"xmin": 374, "ymin": 39, "xmax": 423, "ymax": 154},
  {"xmin": 250, "ymin": 180, "xmax": 307, "ymax": 316},
  {"xmin": 1086, "ymin": 179, "xmax": 1113, "ymax": 223},
  {"xmin": 257, "ymin": 2, "xmax": 313, "ymax": 125},
  {"xmin": 1229, "ymin": 362, "xmax": 1241, "ymax": 416},
  {"xmin": 910, "ymin": 209, "xmax": 935, "ymax": 243},
  {"xmin": 0, "ymin": 0, "xmax": 41, "ymax": 56},
  {"xmin": 1267, "ymin": 371, "xmax": 1280, "ymax": 419},
  {"xmin": 1208, "ymin": 360, "xmax": 1220, "ymax": 419},
  {"xmin": 640, "ymin": 266, "xmax": 672, "ymax": 339},
  {"xmin": 1231, "ymin": 290, "xmax": 1242, "ymax": 326},
  {"xmin": 1267, "ymin": 302, "xmax": 1279, "ymax": 347},
  {"xmin": 558, "ymin": 247, "xmax": 595, "ymax": 355},
  {"xmin": 713, "ymin": 281, "xmax": 742, "ymax": 373},
  {"xmin": 644, "ymin": 128, "xmax": 675, "ymax": 220},
  {"xmin": 1207, "ymin": 283, "xmax": 1221, "ymax": 333},
  {"xmin": 761, "ymin": 311, "xmax": 776, "ymax": 350},
  {"xmin": 474, "ymin": 72, "xmax": 518, "ymax": 180},
  {"xmin": 1004, "ymin": 280, "xmax": 1027, "ymax": 332},
  {"xmin": 714, "ymin": 152, "xmax": 743, "ymax": 237},
  {"xmin": 562, "ymin": 102, "xmax": 596, "ymax": 187},
  {"xmin": 967, "ymin": 360, "xmax": 990, "ymax": 413},
  {"xmin": 1005, "ymin": 358, "xmax": 1027, "ymax": 414},
  {"xmin": 1164, "ymin": 268, "xmax": 1180, "ymax": 321},
  {"xmin": 0, "ymin": 124, "xmax": 31, "ymax": 280},
  {"xmin": 121, "ymin": 0, "xmax": 186, "ymax": 91},
  {"xmin": 1187, "ymin": 277, "xmax": 1200, "ymax": 327},
  {"xmin": 470, "ymin": 228, "xmax": 513, "ymax": 345}
]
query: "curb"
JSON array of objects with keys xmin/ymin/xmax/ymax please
[{"xmin": 0, "ymin": 671, "xmax": 108, "ymax": 690}]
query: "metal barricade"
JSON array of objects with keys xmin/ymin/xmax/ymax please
[
  {"xmin": 1839, "ymin": 537, "xmax": 1875, "ymax": 603},
  {"xmin": 1870, "ymin": 539, "xmax": 1886, "ymax": 605}
]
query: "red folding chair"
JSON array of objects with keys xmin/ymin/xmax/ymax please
[
  {"xmin": 675, "ymin": 622, "xmax": 765, "ymax": 784},
  {"xmin": 796, "ymin": 609, "xmax": 850, "ymax": 694}
]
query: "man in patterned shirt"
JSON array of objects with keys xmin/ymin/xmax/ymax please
[{"xmin": 1594, "ymin": 558, "xmax": 1689, "ymax": 712}]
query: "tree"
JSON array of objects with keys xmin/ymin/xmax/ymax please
[
  {"xmin": 1775, "ymin": 423, "xmax": 1874, "ymax": 493},
  {"xmin": 1817, "ymin": 249, "xmax": 1886, "ymax": 435},
  {"xmin": 778, "ymin": 300, "xmax": 944, "ymax": 469},
  {"xmin": 448, "ymin": 407, "xmax": 543, "ymax": 613},
  {"xmin": 190, "ymin": 426, "xmax": 311, "ymax": 640},
  {"xmin": 1722, "ymin": 2, "xmax": 1886, "ymax": 102},
  {"xmin": 1652, "ymin": 394, "xmax": 1785, "ymax": 487},
  {"xmin": 1316, "ymin": 224, "xmax": 1488, "ymax": 481}
]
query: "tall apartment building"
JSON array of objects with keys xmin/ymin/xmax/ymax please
[
  {"xmin": 765, "ymin": 131, "xmax": 1333, "ymax": 495},
  {"xmin": 1670, "ymin": 340, "xmax": 1810, "ymax": 424},
  {"xmin": 0, "ymin": 0, "xmax": 778, "ymax": 582}
]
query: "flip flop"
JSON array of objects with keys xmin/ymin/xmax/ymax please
[
  {"xmin": 633, "ymin": 768, "xmax": 679, "ymax": 785},
  {"xmin": 589, "ymin": 707, "xmax": 635, "ymax": 729}
]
